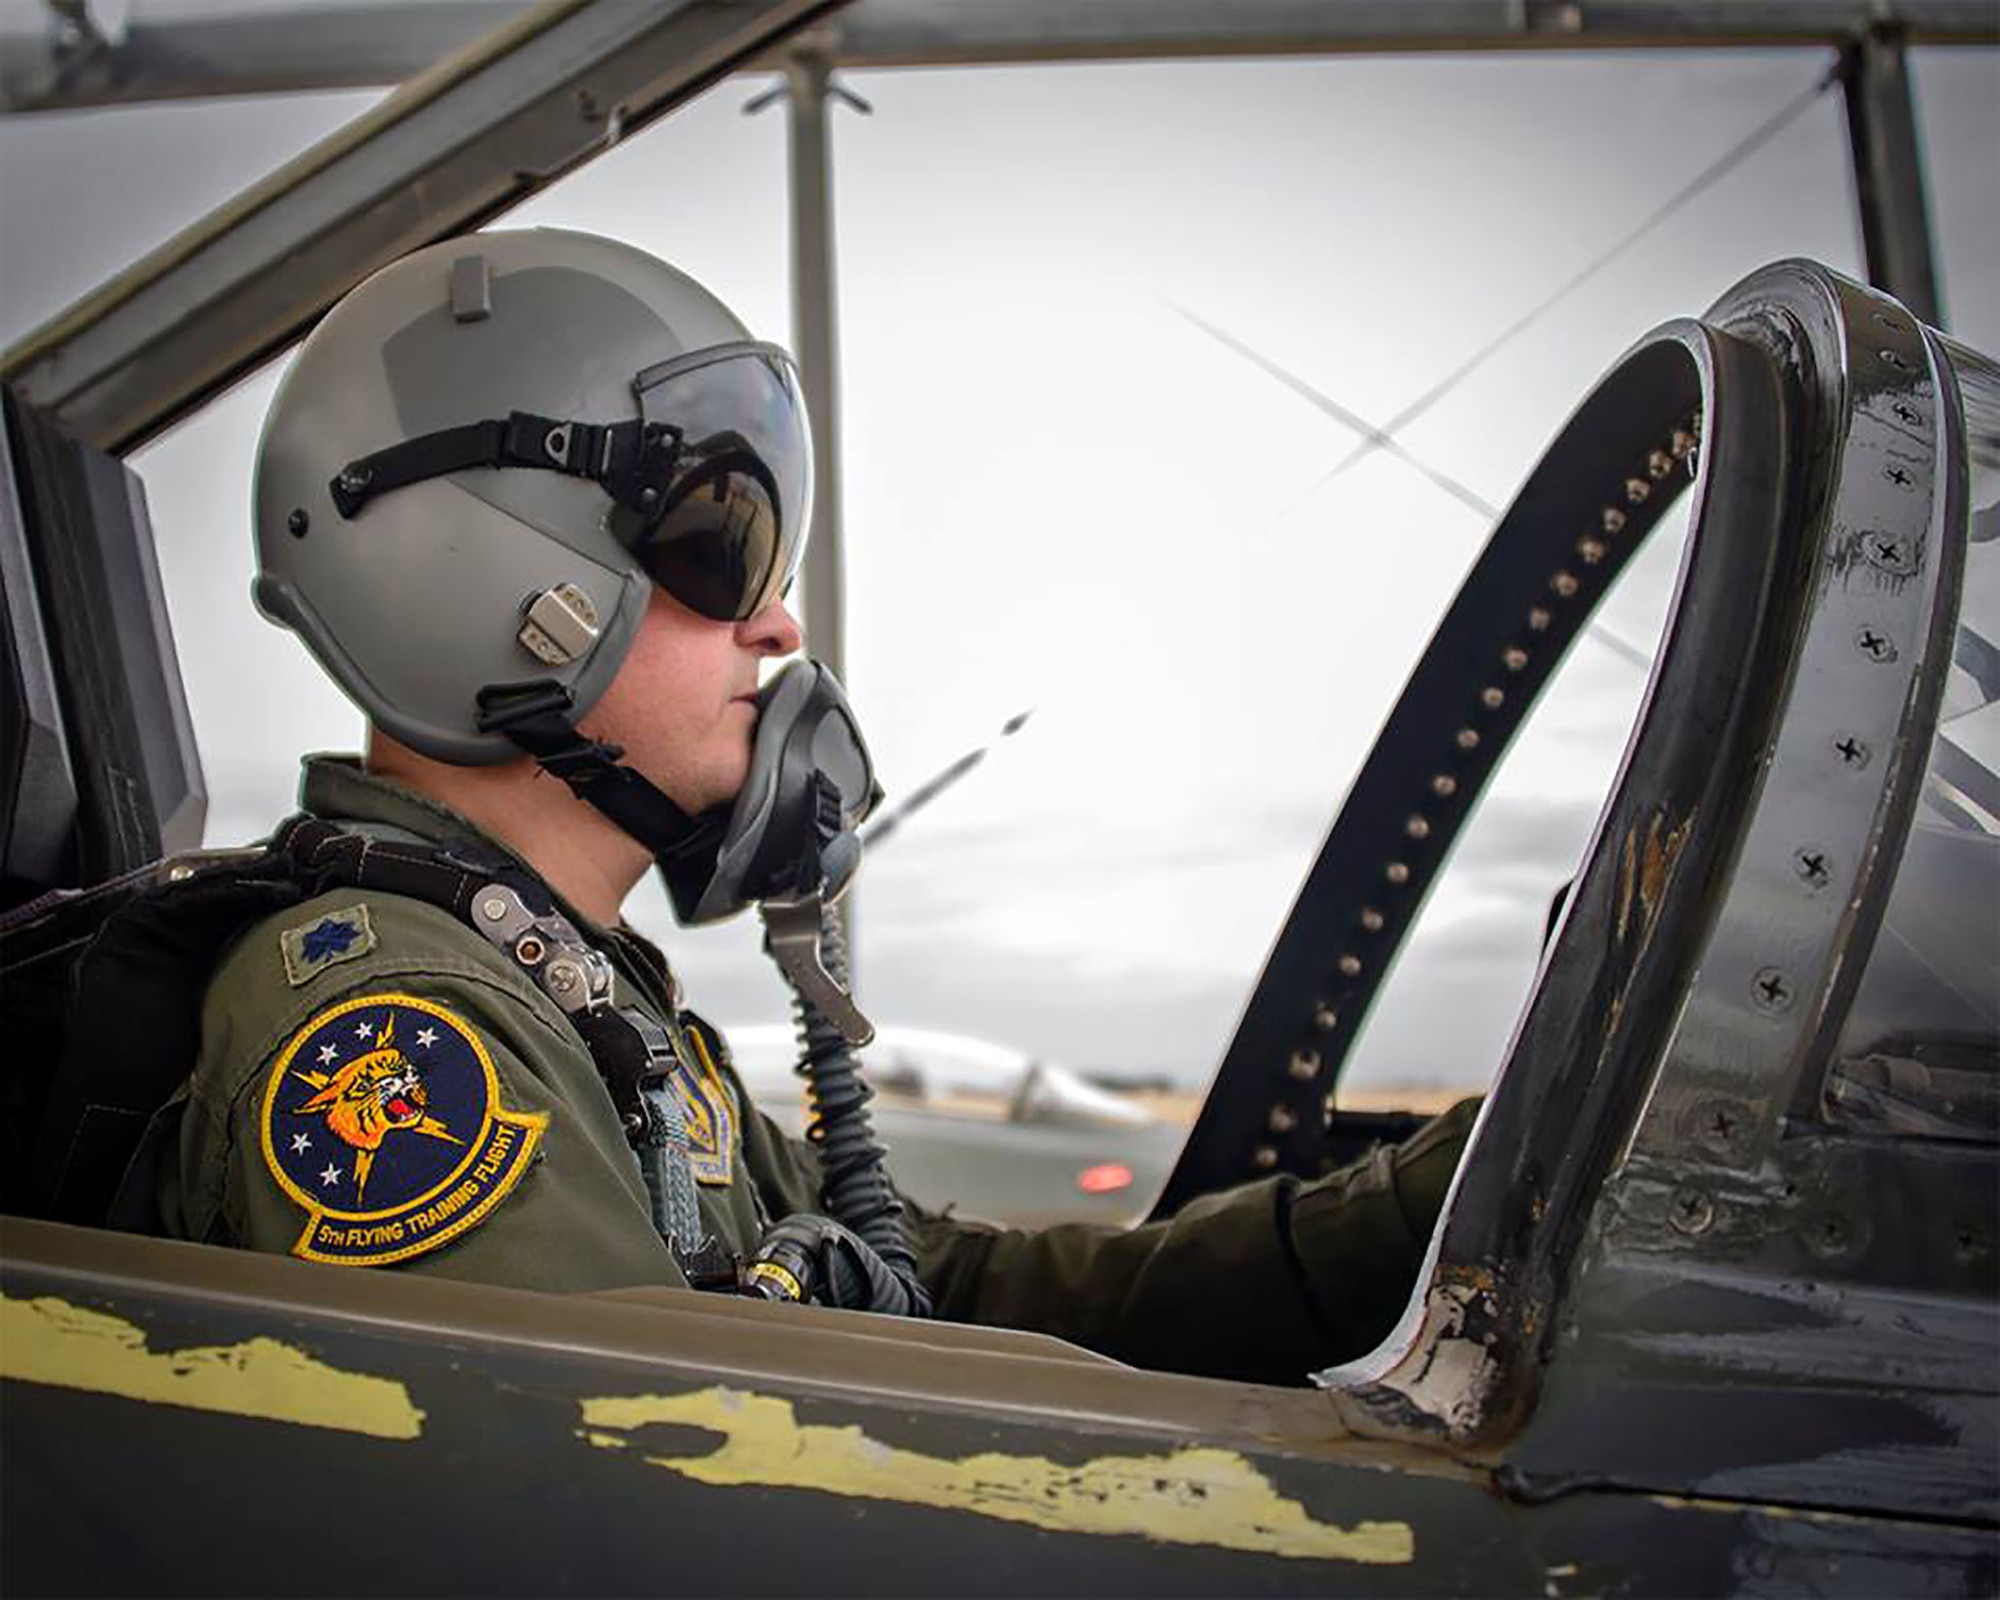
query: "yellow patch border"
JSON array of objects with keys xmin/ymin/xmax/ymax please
[{"xmin": 259, "ymin": 991, "xmax": 547, "ymax": 1266}]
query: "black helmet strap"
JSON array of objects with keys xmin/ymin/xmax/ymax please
[
  {"xmin": 329, "ymin": 411, "xmax": 658, "ymax": 520},
  {"xmin": 474, "ymin": 680, "xmax": 730, "ymax": 920}
]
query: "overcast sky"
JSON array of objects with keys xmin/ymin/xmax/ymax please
[{"xmin": 2, "ymin": 33, "xmax": 1995, "ymax": 1122}]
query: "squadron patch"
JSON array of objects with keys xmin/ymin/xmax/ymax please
[
  {"xmin": 279, "ymin": 906, "xmax": 376, "ymax": 987},
  {"xmin": 260, "ymin": 992, "xmax": 547, "ymax": 1266},
  {"xmin": 675, "ymin": 1022, "xmax": 739, "ymax": 1187}
]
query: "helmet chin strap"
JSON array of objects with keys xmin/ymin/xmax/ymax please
[
  {"xmin": 473, "ymin": 680, "xmax": 731, "ymax": 923},
  {"xmin": 474, "ymin": 661, "xmax": 883, "ymax": 947}
]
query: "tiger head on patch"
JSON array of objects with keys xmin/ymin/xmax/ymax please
[{"xmin": 294, "ymin": 1015, "xmax": 460, "ymax": 1198}]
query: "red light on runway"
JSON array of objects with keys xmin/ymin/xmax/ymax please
[{"xmin": 1076, "ymin": 1162, "xmax": 1134, "ymax": 1194}]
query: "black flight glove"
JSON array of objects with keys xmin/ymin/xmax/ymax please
[{"xmin": 743, "ymin": 1212, "xmax": 925, "ymax": 1316}]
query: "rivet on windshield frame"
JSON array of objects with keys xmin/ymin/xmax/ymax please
[
  {"xmin": 1804, "ymin": 1210, "xmax": 1855, "ymax": 1260},
  {"xmin": 1527, "ymin": 606, "xmax": 1552, "ymax": 632},
  {"xmin": 1551, "ymin": 571, "xmax": 1580, "ymax": 598},
  {"xmin": 1669, "ymin": 1188, "xmax": 1715, "ymax": 1236},
  {"xmin": 1863, "ymin": 534, "xmax": 1913, "ymax": 574},
  {"xmin": 1431, "ymin": 774, "xmax": 1458, "ymax": 798},
  {"xmin": 1751, "ymin": 967, "xmax": 1794, "ymax": 1013},
  {"xmin": 1601, "ymin": 507, "xmax": 1628, "ymax": 534},
  {"xmin": 1312, "ymin": 1003, "xmax": 1339, "ymax": 1032},
  {"xmin": 1338, "ymin": 953, "xmax": 1362, "ymax": 977},
  {"xmin": 1577, "ymin": 537, "xmax": 1606, "ymax": 566},
  {"xmin": 1291, "ymin": 1046, "xmax": 1323, "ymax": 1078},
  {"xmin": 287, "ymin": 508, "xmax": 310, "ymax": 538},
  {"xmin": 1360, "ymin": 906, "xmax": 1385, "ymax": 932},
  {"xmin": 1855, "ymin": 627, "xmax": 1898, "ymax": 664},
  {"xmin": 1405, "ymin": 815, "xmax": 1431, "ymax": 840},
  {"xmin": 1253, "ymin": 1146, "xmax": 1280, "ymax": 1171},
  {"xmin": 1386, "ymin": 861, "xmax": 1411, "ymax": 885},
  {"xmin": 1647, "ymin": 449, "xmax": 1673, "ymax": 480},
  {"xmin": 1624, "ymin": 477, "xmax": 1651, "ymax": 506},
  {"xmin": 1503, "ymin": 647, "xmax": 1528, "ymax": 672},
  {"xmin": 1268, "ymin": 1106, "xmax": 1299, "ymax": 1135},
  {"xmin": 1670, "ymin": 429, "xmax": 1697, "ymax": 458},
  {"xmin": 1480, "ymin": 686, "xmax": 1505, "ymax": 710},
  {"xmin": 1455, "ymin": 728, "xmax": 1480, "ymax": 751}
]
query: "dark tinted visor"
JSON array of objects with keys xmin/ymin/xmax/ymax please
[{"xmin": 608, "ymin": 342, "xmax": 813, "ymax": 622}]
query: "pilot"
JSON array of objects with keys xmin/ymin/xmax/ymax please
[{"xmin": 156, "ymin": 228, "xmax": 1476, "ymax": 1385}]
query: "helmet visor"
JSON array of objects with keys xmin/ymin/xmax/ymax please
[{"xmin": 608, "ymin": 342, "xmax": 813, "ymax": 622}]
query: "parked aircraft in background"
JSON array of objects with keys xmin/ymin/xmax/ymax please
[{"xmin": 726, "ymin": 1022, "xmax": 1188, "ymax": 1225}]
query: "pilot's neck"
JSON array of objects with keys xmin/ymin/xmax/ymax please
[{"xmin": 363, "ymin": 728, "xmax": 649, "ymax": 927}]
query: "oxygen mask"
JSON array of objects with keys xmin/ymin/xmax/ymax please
[{"xmin": 655, "ymin": 660, "xmax": 881, "ymax": 1042}]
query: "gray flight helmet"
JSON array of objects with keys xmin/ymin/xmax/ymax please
[{"xmin": 253, "ymin": 228, "xmax": 759, "ymax": 765}]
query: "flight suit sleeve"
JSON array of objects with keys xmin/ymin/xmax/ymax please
[
  {"xmin": 905, "ymin": 1098, "xmax": 1480, "ymax": 1386},
  {"xmin": 163, "ymin": 891, "xmax": 683, "ymax": 1294}
]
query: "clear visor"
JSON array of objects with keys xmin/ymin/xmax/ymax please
[{"xmin": 607, "ymin": 342, "xmax": 813, "ymax": 622}]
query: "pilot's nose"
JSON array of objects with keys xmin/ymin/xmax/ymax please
[{"xmin": 739, "ymin": 599, "xmax": 803, "ymax": 658}]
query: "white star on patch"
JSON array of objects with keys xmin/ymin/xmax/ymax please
[
  {"xmin": 354, "ymin": 1020, "xmax": 374, "ymax": 1039},
  {"xmin": 317, "ymin": 1044, "xmax": 338, "ymax": 1066},
  {"xmin": 415, "ymin": 1027, "xmax": 439, "ymax": 1048},
  {"xmin": 291, "ymin": 1133, "xmax": 312, "ymax": 1155},
  {"xmin": 319, "ymin": 1163, "xmax": 342, "ymax": 1187}
]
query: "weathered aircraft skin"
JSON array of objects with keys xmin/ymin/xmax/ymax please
[
  {"xmin": 4, "ymin": 243, "xmax": 1996, "ymax": 1596},
  {"xmin": 3, "ymin": 1223, "xmax": 1991, "ymax": 1597}
]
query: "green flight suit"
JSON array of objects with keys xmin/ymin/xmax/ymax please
[{"xmin": 160, "ymin": 756, "xmax": 1475, "ymax": 1385}]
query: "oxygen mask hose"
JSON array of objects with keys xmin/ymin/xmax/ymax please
[
  {"xmin": 722, "ymin": 659, "xmax": 925, "ymax": 1314},
  {"xmin": 766, "ymin": 900, "xmax": 931, "ymax": 1317}
]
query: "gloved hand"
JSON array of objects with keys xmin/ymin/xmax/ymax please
[
  {"xmin": 1292, "ymin": 1096, "xmax": 1483, "ymax": 1362},
  {"xmin": 744, "ymin": 1212, "xmax": 926, "ymax": 1316}
]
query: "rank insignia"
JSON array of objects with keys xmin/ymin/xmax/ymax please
[
  {"xmin": 280, "ymin": 905, "xmax": 377, "ymax": 987},
  {"xmin": 675, "ymin": 1021, "xmax": 739, "ymax": 1187},
  {"xmin": 259, "ymin": 992, "xmax": 547, "ymax": 1266}
]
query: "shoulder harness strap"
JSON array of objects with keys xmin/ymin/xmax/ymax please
[{"xmin": 274, "ymin": 817, "xmax": 736, "ymax": 1286}]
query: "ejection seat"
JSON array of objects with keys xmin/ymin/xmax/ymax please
[{"xmin": 0, "ymin": 384, "xmax": 209, "ymax": 1221}]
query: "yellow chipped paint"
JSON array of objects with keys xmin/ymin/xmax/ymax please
[
  {"xmin": 580, "ymin": 1386, "xmax": 1413, "ymax": 1565},
  {"xmin": 0, "ymin": 1292, "xmax": 424, "ymax": 1440}
]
